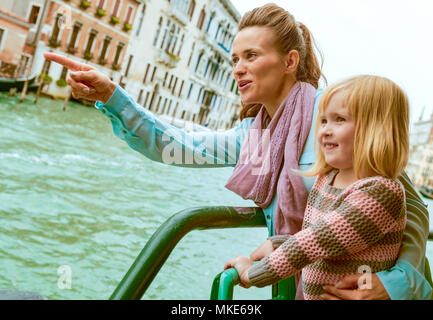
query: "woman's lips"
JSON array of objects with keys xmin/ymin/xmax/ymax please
[{"xmin": 238, "ymin": 80, "xmax": 252, "ymax": 91}]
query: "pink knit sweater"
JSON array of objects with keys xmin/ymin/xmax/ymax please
[{"xmin": 248, "ymin": 170, "xmax": 407, "ymax": 299}]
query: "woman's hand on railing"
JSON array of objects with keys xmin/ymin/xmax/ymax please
[
  {"xmin": 249, "ymin": 239, "xmax": 273, "ymax": 262},
  {"xmin": 224, "ymin": 256, "xmax": 253, "ymax": 288},
  {"xmin": 43, "ymin": 52, "xmax": 117, "ymax": 103}
]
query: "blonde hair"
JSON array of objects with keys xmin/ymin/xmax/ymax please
[
  {"xmin": 304, "ymin": 75, "xmax": 410, "ymax": 180},
  {"xmin": 238, "ymin": 3, "xmax": 325, "ymax": 120}
]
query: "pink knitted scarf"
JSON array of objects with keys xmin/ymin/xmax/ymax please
[{"xmin": 225, "ymin": 82, "xmax": 316, "ymax": 235}]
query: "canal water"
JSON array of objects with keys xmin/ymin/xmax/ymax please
[
  {"xmin": 0, "ymin": 92, "xmax": 270, "ymax": 300},
  {"xmin": 0, "ymin": 92, "xmax": 432, "ymax": 300}
]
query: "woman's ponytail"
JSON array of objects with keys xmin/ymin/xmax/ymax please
[{"xmin": 296, "ymin": 22, "xmax": 325, "ymax": 89}]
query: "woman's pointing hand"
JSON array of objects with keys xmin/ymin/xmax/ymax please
[{"xmin": 43, "ymin": 52, "xmax": 117, "ymax": 103}]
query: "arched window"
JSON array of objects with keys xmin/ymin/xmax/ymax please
[
  {"xmin": 165, "ymin": 24, "xmax": 176, "ymax": 52},
  {"xmin": 188, "ymin": 42, "xmax": 195, "ymax": 67},
  {"xmin": 112, "ymin": 0, "xmax": 121, "ymax": 18},
  {"xmin": 177, "ymin": 34, "xmax": 184, "ymax": 56},
  {"xmin": 136, "ymin": 4, "xmax": 146, "ymax": 37},
  {"xmin": 206, "ymin": 12, "xmax": 215, "ymax": 33},
  {"xmin": 197, "ymin": 8, "xmax": 205, "ymax": 30},
  {"xmin": 195, "ymin": 51, "xmax": 203, "ymax": 72},
  {"xmin": 187, "ymin": 0, "xmax": 196, "ymax": 20},
  {"xmin": 153, "ymin": 17, "xmax": 163, "ymax": 47}
]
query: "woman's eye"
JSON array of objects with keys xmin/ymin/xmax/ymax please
[{"xmin": 247, "ymin": 52, "xmax": 256, "ymax": 59}]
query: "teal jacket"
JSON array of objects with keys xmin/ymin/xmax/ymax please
[{"xmin": 95, "ymin": 85, "xmax": 432, "ymax": 300}]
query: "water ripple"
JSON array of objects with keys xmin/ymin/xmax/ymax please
[{"xmin": 0, "ymin": 93, "xmax": 266, "ymax": 300}]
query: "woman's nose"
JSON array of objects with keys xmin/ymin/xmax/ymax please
[{"xmin": 233, "ymin": 60, "xmax": 246, "ymax": 75}]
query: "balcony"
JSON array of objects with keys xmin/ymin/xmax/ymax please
[
  {"xmin": 48, "ymin": 38, "xmax": 61, "ymax": 48},
  {"xmin": 198, "ymin": 31, "xmax": 232, "ymax": 59},
  {"xmin": 167, "ymin": 2, "xmax": 189, "ymax": 26},
  {"xmin": 123, "ymin": 23, "xmax": 132, "ymax": 32},
  {"xmin": 155, "ymin": 49, "xmax": 180, "ymax": 69},
  {"xmin": 98, "ymin": 58, "xmax": 108, "ymax": 66},
  {"xmin": 83, "ymin": 52, "xmax": 93, "ymax": 61},
  {"xmin": 217, "ymin": 42, "xmax": 230, "ymax": 53},
  {"xmin": 110, "ymin": 16, "xmax": 120, "ymax": 25},
  {"xmin": 80, "ymin": 1, "xmax": 91, "ymax": 10},
  {"xmin": 95, "ymin": 9, "xmax": 106, "ymax": 18},
  {"xmin": 112, "ymin": 63, "xmax": 121, "ymax": 71},
  {"xmin": 67, "ymin": 46, "xmax": 77, "ymax": 54}
]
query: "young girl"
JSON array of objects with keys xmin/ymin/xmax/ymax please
[{"xmin": 224, "ymin": 75, "xmax": 410, "ymax": 300}]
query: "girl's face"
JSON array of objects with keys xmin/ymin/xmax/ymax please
[
  {"xmin": 317, "ymin": 91, "xmax": 355, "ymax": 171},
  {"xmin": 232, "ymin": 26, "xmax": 289, "ymax": 109}
]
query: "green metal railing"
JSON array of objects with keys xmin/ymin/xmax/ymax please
[
  {"xmin": 110, "ymin": 206, "xmax": 267, "ymax": 300},
  {"xmin": 210, "ymin": 268, "xmax": 296, "ymax": 300},
  {"xmin": 210, "ymin": 268, "xmax": 240, "ymax": 300},
  {"xmin": 109, "ymin": 204, "xmax": 433, "ymax": 300}
]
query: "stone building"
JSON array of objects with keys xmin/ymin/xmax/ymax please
[
  {"xmin": 407, "ymin": 113, "xmax": 433, "ymax": 188},
  {"xmin": 1, "ymin": 0, "xmax": 242, "ymax": 130},
  {"xmin": 0, "ymin": 0, "xmax": 44, "ymax": 78},
  {"xmin": 120, "ymin": 0, "xmax": 241, "ymax": 130},
  {"xmin": 411, "ymin": 143, "xmax": 433, "ymax": 188},
  {"xmin": 34, "ymin": 0, "xmax": 141, "ymax": 98}
]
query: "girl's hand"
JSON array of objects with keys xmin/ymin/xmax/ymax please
[
  {"xmin": 249, "ymin": 239, "xmax": 273, "ymax": 262},
  {"xmin": 43, "ymin": 52, "xmax": 117, "ymax": 103},
  {"xmin": 321, "ymin": 274, "xmax": 390, "ymax": 300},
  {"xmin": 224, "ymin": 256, "xmax": 253, "ymax": 288}
]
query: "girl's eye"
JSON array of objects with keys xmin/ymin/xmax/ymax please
[
  {"xmin": 336, "ymin": 117, "xmax": 345, "ymax": 122},
  {"xmin": 320, "ymin": 118, "xmax": 327, "ymax": 125}
]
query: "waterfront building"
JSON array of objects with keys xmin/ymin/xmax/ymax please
[
  {"xmin": 2, "ymin": 0, "xmax": 242, "ymax": 130},
  {"xmin": 0, "ymin": 0, "xmax": 44, "ymax": 78},
  {"xmin": 407, "ymin": 112, "xmax": 433, "ymax": 188},
  {"xmin": 34, "ymin": 0, "xmax": 141, "ymax": 98},
  {"xmin": 123, "ymin": 0, "xmax": 241, "ymax": 130},
  {"xmin": 411, "ymin": 142, "xmax": 433, "ymax": 189}
]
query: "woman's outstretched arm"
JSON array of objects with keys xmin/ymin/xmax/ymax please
[
  {"xmin": 95, "ymin": 85, "xmax": 252, "ymax": 167},
  {"xmin": 44, "ymin": 52, "xmax": 252, "ymax": 168}
]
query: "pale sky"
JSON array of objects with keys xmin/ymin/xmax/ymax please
[{"xmin": 232, "ymin": 0, "xmax": 433, "ymax": 124}]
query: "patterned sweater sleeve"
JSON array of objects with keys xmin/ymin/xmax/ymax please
[{"xmin": 248, "ymin": 178, "xmax": 406, "ymax": 288}]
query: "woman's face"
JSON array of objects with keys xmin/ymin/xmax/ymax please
[{"xmin": 232, "ymin": 26, "xmax": 289, "ymax": 109}]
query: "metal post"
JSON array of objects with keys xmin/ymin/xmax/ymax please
[{"xmin": 19, "ymin": 0, "xmax": 50, "ymax": 103}]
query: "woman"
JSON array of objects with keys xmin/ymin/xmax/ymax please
[{"xmin": 44, "ymin": 3, "xmax": 431, "ymax": 299}]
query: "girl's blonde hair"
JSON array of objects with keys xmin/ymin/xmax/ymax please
[
  {"xmin": 304, "ymin": 75, "xmax": 410, "ymax": 180},
  {"xmin": 238, "ymin": 3, "xmax": 325, "ymax": 120}
]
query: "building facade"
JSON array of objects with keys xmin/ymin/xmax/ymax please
[
  {"xmin": 122, "ymin": 0, "xmax": 241, "ymax": 130},
  {"xmin": 407, "ymin": 113, "xmax": 433, "ymax": 188},
  {"xmin": 35, "ymin": 0, "xmax": 141, "ymax": 98},
  {"xmin": 1, "ymin": 0, "xmax": 241, "ymax": 130},
  {"xmin": 0, "ymin": 0, "xmax": 44, "ymax": 78}
]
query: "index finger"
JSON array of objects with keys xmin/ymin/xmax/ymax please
[{"xmin": 43, "ymin": 52, "xmax": 93, "ymax": 71}]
